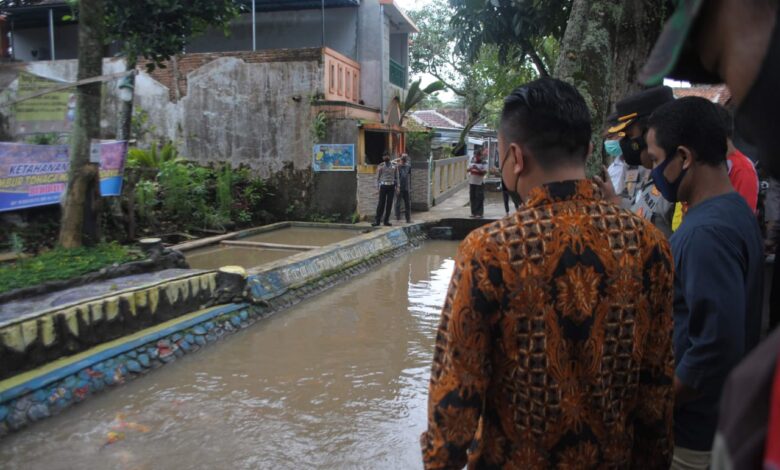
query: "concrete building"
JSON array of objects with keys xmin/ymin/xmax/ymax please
[{"xmin": 0, "ymin": 0, "xmax": 419, "ymax": 219}]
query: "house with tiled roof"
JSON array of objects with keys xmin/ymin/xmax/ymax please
[{"xmin": 411, "ymin": 109, "xmax": 496, "ymax": 161}]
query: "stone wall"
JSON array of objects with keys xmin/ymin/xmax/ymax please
[
  {"xmin": 310, "ymin": 119, "xmax": 359, "ymax": 218},
  {"xmin": 357, "ymin": 172, "xmax": 378, "ymax": 219},
  {"xmin": 411, "ymin": 159, "xmax": 432, "ymax": 211},
  {"xmin": 0, "ymin": 271, "xmax": 218, "ymax": 380}
]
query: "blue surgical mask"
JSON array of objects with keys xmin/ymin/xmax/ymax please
[
  {"xmin": 604, "ymin": 139, "xmax": 622, "ymax": 158},
  {"xmin": 651, "ymin": 155, "xmax": 686, "ymax": 203}
]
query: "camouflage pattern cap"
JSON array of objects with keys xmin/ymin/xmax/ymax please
[{"xmin": 639, "ymin": 0, "xmax": 722, "ymax": 86}]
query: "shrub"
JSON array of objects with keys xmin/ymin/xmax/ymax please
[{"xmin": 0, "ymin": 243, "xmax": 140, "ymax": 294}]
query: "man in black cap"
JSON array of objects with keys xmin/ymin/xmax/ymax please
[
  {"xmin": 641, "ymin": 2, "xmax": 780, "ymax": 467},
  {"xmin": 598, "ymin": 86, "xmax": 676, "ymax": 237}
]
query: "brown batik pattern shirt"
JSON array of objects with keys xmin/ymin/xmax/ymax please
[{"xmin": 421, "ymin": 180, "xmax": 674, "ymax": 469}]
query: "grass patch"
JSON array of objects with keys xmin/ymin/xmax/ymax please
[{"xmin": 0, "ymin": 243, "xmax": 141, "ymax": 294}]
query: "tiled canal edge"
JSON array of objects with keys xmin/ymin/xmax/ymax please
[{"xmin": 0, "ymin": 228, "xmax": 427, "ymax": 437}]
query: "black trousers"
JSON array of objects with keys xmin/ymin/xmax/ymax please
[
  {"xmin": 375, "ymin": 185, "xmax": 395, "ymax": 224},
  {"xmin": 395, "ymin": 189, "xmax": 411, "ymax": 221},
  {"xmin": 470, "ymin": 184, "xmax": 485, "ymax": 216}
]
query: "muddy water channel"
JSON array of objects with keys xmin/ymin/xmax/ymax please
[{"xmin": 0, "ymin": 241, "xmax": 458, "ymax": 470}]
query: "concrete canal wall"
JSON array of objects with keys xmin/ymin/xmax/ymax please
[{"xmin": 0, "ymin": 224, "xmax": 425, "ymax": 436}]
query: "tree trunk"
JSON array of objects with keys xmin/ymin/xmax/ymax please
[
  {"xmin": 554, "ymin": 0, "xmax": 664, "ymax": 174},
  {"xmin": 609, "ymin": 0, "xmax": 666, "ymax": 107},
  {"xmin": 59, "ymin": 0, "xmax": 105, "ymax": 248}
]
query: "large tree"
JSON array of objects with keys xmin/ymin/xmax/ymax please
[
  {"xmin": 449, "ymin": 0, "xmax": 569, "ymax": 76},
  {"xmin": 59, "ymin": 0, "xmax": 104, "ymax": 248},
  {"xmin": 409, "ymin": 1, "xmax": 537, "ymax": 153},
  {"xmin": 449, "ymin": 0, "xmax": 667, "ymax": 171},
  {"xmin": 57, "ymin": 0, "xmax": 241, "ymax": 247}
]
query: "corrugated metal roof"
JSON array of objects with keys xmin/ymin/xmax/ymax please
[
  {"xmin": 2, "ymin": 0, "xmax": 360, "ymax": 16},
  {"xmin": 243, "ymin": 0, "xmax": 360, "ymax": 11}
]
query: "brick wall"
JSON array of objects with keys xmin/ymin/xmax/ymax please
[
  {"xmin": 411, "ymin": 161, "xmax": 431, "ymax": 211},
  {"xmin": 139, "ymin": 48, "xmax": 323, "ymax": 102},
  {"xmin": 357, "ymin": 172, "xmax": 378, "ymax": 219}
]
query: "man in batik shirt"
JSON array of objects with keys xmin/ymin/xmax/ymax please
[{"xmin": 421, "ymin": 78, "xmax": 675, "ymax": 469}]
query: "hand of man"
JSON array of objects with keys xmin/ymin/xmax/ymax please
[{"xmin": 594, "ymin": 165, "xmax": 621, "ymax": 206}]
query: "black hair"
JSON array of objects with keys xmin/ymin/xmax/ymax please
[
  {"xmin": 500, "ymin": 78, "xmax": 592, "ymax": 171},
  {"xmin": 648, "ymin": 96, "xmax": 728, "ymax": 166},
  {"xmin": 715, "ymin": 104, "xmax": 734, "ymax": 139}
]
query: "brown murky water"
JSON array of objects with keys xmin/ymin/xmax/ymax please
[
  {"xmin": 242, "ymin": 227, "xmax": 364, "ymax": 246},
  {"xmin": 185, "ymin": 245, "xmax": 295, "ymax": 270},
  {"xmin": 0, "ymin": 241, "xmax": 458, "ymax": 470}
]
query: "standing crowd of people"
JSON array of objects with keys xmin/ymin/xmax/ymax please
[{"xmin": 421, "ymin": 0, "xmax": 780, "ymax": 468}]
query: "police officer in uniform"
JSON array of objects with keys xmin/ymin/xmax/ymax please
[{"xmin": 599, "ymin": 86, "xmax": 676, "ymax": 237}]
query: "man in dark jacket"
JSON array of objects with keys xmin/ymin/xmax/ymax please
[{"xmin": 395, "ymin": 154, "xmax": 412, "ymax": 223}]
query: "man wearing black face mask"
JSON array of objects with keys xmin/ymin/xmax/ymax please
[
  {"xmin": 640, "ymin": 1, "xmax": 780, "ymax": 466},
  {"xmin": 598, "ymin": 86, "xmax": 676, "ymax": 237},
  {"xmin": 647, "ymin": 97, "xmax": 764, "ymax": 470},
  {"xmin": 422, "ymin": 78, "xmax": 675, "ymax": 469}
]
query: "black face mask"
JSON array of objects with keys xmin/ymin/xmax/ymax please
[
  {"xmin": 619, "ymin": 135, "xmax": 646, "ymax": 166},
  {"xmin": 500, "ymin": 150, "xmax": 523, "ymax": 208},
  {"xmin": 734, "ymin": 8, "xmax": 780, "ymax": 178}
]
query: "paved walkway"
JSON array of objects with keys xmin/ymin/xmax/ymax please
[{"xmin": 418, "ymin": 183, "xmax": 507, "ymax": 222}]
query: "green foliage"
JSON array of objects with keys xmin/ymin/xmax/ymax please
[
  {"xmin": 409, "ymin": 1, "xmax": 539, "ymax": 150},
  {"xmin": 401, "ymin": 79, "xmax": 446, "ymax": 125},
  {"xmin": 25, "ymin": 133, "xmax": 60, "ymax": 145},
  {"xmin": 103, "ymin": 0, "xmax": 242, "ymax": 70},
  {"xmin": 0, "ymin": 243, "xmax": 140, "ymax": 294},
  {"xmin": 448, "ymin": 0, "xmax": 569, "ymax": 73},
  {"xmin": 127, "ymin": 141, "xmax": 182, "ymax": 171},
  {"xmin": 9, "ymin": 233, "xmax": 24, "ymax": 255},
  {"xmin": 134, "ymin": 179, "xmax": 157, "ymax": 223},
  {"xmin": 216, "ymin": 164, "xmax": 233, "ymax": 218},
  {"xmin": 127, "ymin": 154, "xmax": 271, "ymax": 234},
  {"xmin": 158, "ymin": 160, "xmax": 209, "ymax": 223},
  {"xmin": 131, "ymin": 109, "xmax": 156, "ymax": 142},
  {"xmin": 307, "ymin": 213, "xmax": 341, "ymax": 224},
  {"xmin": 311, "ymin": 112, "xmax": 328, "ymax": 143},
  {"xmin": 406, "ymin": 131, "xmax": 433, "ymax": 159}
]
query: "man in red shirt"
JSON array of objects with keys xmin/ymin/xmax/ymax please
[{"xmin": 718, "ymin": 105, "xmax": 758, "ymax": 212}]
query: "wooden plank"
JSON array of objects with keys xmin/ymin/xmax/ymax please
[{"xmin": 220, "ymin": 240, "xmax": 316, "ymax": 251}]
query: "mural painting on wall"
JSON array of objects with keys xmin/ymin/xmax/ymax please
[
  {"xmin": 312, "ymin": 144, "xmax": 356, "ymax": 172},
  {"xmin": 14, "ymin": 72, "xmax": 75, "ymax": 135},
  {"xmin": 0, "ymin": 141, "xmax": 128, "ymax": 212}
]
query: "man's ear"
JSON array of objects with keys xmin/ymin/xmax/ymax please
[
  {"xmin": 679, "ymin": 146, "xmax": 694, "ymax": 170},
  {"xmin": 586, "ymin": 142, "xmax": 594, "ymax": 159},
  {"xmin": 511, "ymin": 143, "xmax": 525, "ymax": 175}
]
